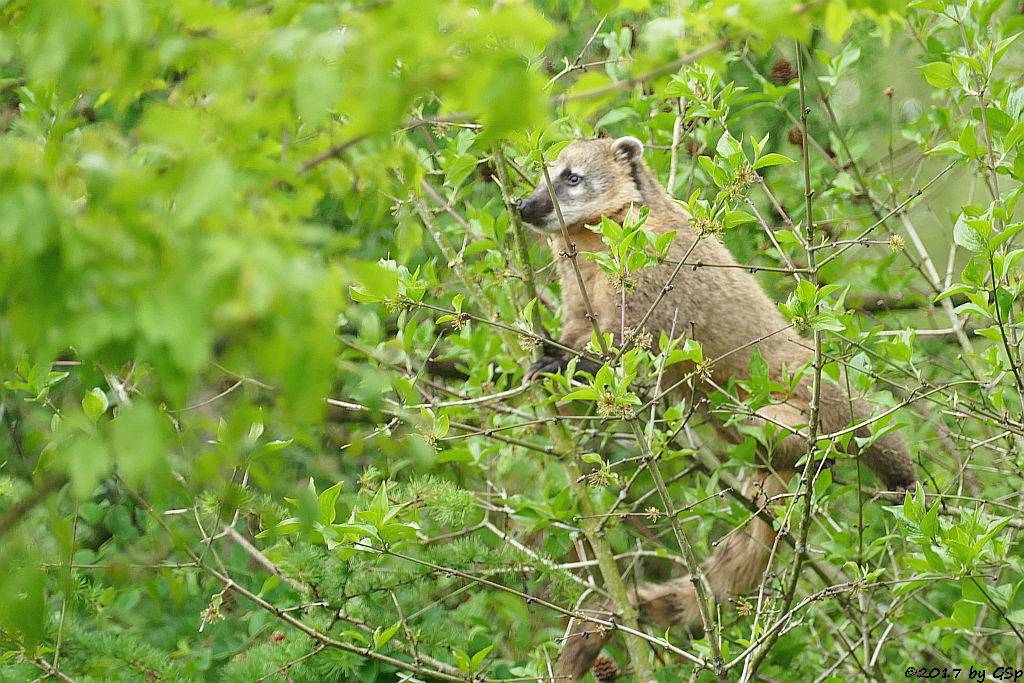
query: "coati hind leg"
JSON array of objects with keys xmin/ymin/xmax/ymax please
[
  {"xmin": 617, "ymin": 394, "xmax": 916, "ymax": 672},
  {"xmin": 632, "ymin": 469, "xmax": 794, "ymax": 630},
  {"xmin": 818, "ymin": 382, "xmax": 917, "ymax": 492},
  {"xmin": 554, "ymin": 401, "xmax": 814, "ymax": 681},
  {"xmin": 554, "ymin": 469, "xmax": 794, "ymax": 681}
]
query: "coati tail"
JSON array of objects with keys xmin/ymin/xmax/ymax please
[
  {"xmin": 817, "ymin": 382, "xmax": 918, "ymax": 492},
  {"xmin": 555, "ymin": 470, "xmax": 793, "ymax": 681},
  {"xmin": 555, "ymin": 616, "xmax": 613, "ymax": 682}
]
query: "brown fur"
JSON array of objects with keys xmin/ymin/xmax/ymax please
[{"xmin": 518, "ymin": 137, "xmax": 917, "ymax": 680}]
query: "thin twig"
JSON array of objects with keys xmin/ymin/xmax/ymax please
[{"xmin": 744, "ymin": 41, "xmax": 824, "ymax": 680}]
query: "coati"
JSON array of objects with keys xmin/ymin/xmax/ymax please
[{"xmin": 516, "ymin": 136, "xmax": 917, "ymax": 680}]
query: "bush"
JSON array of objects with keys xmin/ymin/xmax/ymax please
[{"xmin": 2, "ymin": 1, "xmax": 1023, "ymax": 680}]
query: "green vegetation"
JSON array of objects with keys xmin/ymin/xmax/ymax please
[{"xmin": 2, "ymin": 0, "xmax": 1023, "ymax": 680}]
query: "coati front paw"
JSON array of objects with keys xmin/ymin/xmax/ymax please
[
  {"xmin": 810, "ymin": 456, "xmax": 835, "ymax": 474},
  {"xmin": 887, "ymin": 477, "xmax": 917, "ymax": 496},
  {"xmin": 524, "ymin": 340, "xmax": 600, "ymax": 382},
  {"xmin": 525, "ymin": 353, "xmax": 568, "ymax": 381},
  {"xmin": 880, "ymin": 458, "xmax": 918, "ymax": 495}
]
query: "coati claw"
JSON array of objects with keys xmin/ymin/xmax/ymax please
[
  {"xmin": 525, "ymin": 354, "xmax": 567, "ymax": 381},
  {"xmin": 889, "ymin": 480, "xmax": 917, "ymax": 496},
  {"xmin": 525, "ymin": 340, "xmax": 601, "ymax": 382},
  {"xmin": 810, "ymin": 456, "xmax": 835, "ymax": 474},
  {"xmin": 525, "ymin": 354, "xmax": 601, "ymax": 382},
  {"xmin": 525, "ymin": 337, "xmax": 568, "ymax": 381}
]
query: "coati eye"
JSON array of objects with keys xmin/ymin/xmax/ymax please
[{"xmin": 566, "ymin": 173, "xmax": 582, "ymax": 186}]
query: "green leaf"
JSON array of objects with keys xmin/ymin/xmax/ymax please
[
  {"xmin": 752, "ymin": 153, "xmax": 795, "ymax": 170},
  {"xmin": 990, "ymin": 223, "xmax": 1024, "ymax": 251},
  {"xmin": 82, "ymin": 388, "xmax": 109, "ymax": 423},
  {"xmin": 563, "ymin": 387, "xmax": 599, "ymax": 401},
  {"xmin": 470, "ymin": 644, "xmax": 494, "ymax": 670},
  {"xmin": 918, "ymin": 61, "xmax": 956, "ymax": 89},
  {"xmin": 933, "ymin": 283, "xmax": 971, "ymax": 302},
  {"xmin": 883, "ymin": 329, "xmax": 914, "ymax": 361},
  {"xmin": 919, "ymin": 499, "xmax": 940, "ymax": 539},
  {"xmin": 724, "ymin": 210, "xmax": 757, "ymax": 228},
  {"xmin": 923, "ymin": 545, "xmax": 947, "ymax": 572},
  {"xmin": 641, "ymin": 17, "xmax": 687, "ymax": 56},
  {"xmin": 812, "ymin": 466, "xmax": 833, "ymax": 496},
  {"xmin": 972, "ymin": 517, "xmax": 1010, "ymax": 554},
  {"xmin": 351, "ymin": 261, "xmax": 401, "ymax": 301},
  {"xmin": 698, "ymin": 155, "xmax": 728, "ymax": 188},
  {"xmin": 434, "ymin": 413, "xmax": 449, "ymax": 439},
  {"xmin": 373, "ymin": 622, "xmax": 401, "ymax": 649},
  {"xmin": 953, "ymin": 214, "xmax": 987, "ymax": 252},
  {"xmin": 111, "ymin": 402, "xmax": 167, "ymax": 485},
  {"xmin": 293, "ymin": 61, "xmax": 342, "ymax": 125},
  {"xmin": 810, "ymin": 313, "xmax": 845, "ymax": 332},
  {"xmin": 0, "ymin": 562, "xmax": 46, "ymax": 649},
  {"xmin": 174, "ymin": 157, "xmax": 234, "ymax": 227},
  {"xmin": 349, "ymin": 286, "xmax": 382, "ymax": 303},
  {"xmin": 256, "ymin": 518, "xmax": 302, "ymax": 538},
  {"xmin": 749, "ymin": 350, "xmax": 768, "ymax": 387},
  {"xmin": 62, "ymin": 437, "xmax": 112, "ymax": 500},
  {"xmin": 438, "ymin": 448, "xmax": 474, "ymax": 463},
  {"xmin": 958, "ymin": 124, "xmax": 979, "ymax": 158},
  {"xmin": 1008, "ymin": 86, "xmax": 1024, "ymax": 120},
  {"xmin": 925, "ymin": 140, "xmax": 962, "ymax": 155},
  {"xmin": 884, "ymin": 504, "xmax": 922, "ymax": 537},
  {"xmin": 318, "ymin": 482, "xmax": 344, "ymax": 525},
  {"xmin": 952, "ymin": 600, "xmax": 977, "ymax": 630},
  {"xmin": 444, "ymin": 154, "xmax": 480, "ymax": 188},
  {"xmin": 452, "ymin": 647, "xmax": 471, "ymax": 672},
  {"xmin": 1005, "ymin": 121, "xmax": 1024, "ymax": 151},
  {"xmin": 824, "ymin": 1, "xmax": 853, "ymax": 43},
  {"xmin": 715, "ymin": 132, "xmax": 742, "ymax": 159},
  {"xmin": 992, "ymin": 31, "xmax": 1022, "ymax": 68}
]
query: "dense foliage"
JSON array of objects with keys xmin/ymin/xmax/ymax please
[{"xmin": 2, "ymin": 0, "xmax": 1024, "ymax": 680}]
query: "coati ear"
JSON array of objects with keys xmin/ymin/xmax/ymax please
[{"xmin": 612, "ymin": 136, "xmax": 644, "ymax": 164}]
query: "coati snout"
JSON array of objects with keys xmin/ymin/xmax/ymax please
[
  {"xmin": 515, "ymin": 192, "xmax": 553, "ymax": 227},
  {"xmin": 517, "ymin": 136, "xmax": 646, "ymax": 232}
]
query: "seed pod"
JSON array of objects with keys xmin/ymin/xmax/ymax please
[
  {"xmin": 770, "ymin": 57, "xmax": 797, "ymax": 84},
  {"xmin": 592, "ymin": 655, "xmax": 620, "ymax": 682}
]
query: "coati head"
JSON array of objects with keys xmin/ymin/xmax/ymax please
[{"xmin": 517, "ymin": 136, "xmax": 646, "ymax": 232}]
